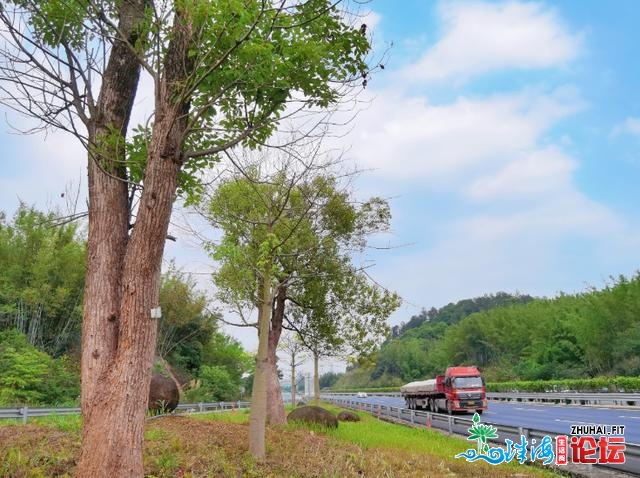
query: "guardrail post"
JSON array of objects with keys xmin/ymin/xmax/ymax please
[
  {"xmin": 198, "ymin": 402, "xmax": 204, "ymax": 413},
  {"xmin": 410, "ymin": 409, "xmax": 415, "ymax": 424},
  {"xmin": 21, "ymin": 406, "xmax": 28, "ymax": 424},
  {"xmin": 448, "ymin": 415, "xmax": 453, "ymax": 434},
  {"xmin": 398, "ymin": 407, "xmax": 402, "ymax": 419},
  {"xmin": 518, "ymin": 426, "xmax": 529, "ymax": 440}
]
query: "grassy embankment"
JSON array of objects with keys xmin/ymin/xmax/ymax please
[{"xmin": 0, "ymin": 405, "xmax": 562, "ymax": 477}]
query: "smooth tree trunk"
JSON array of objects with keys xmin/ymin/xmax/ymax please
[
  {"xmin": 290, "ymin": 362, "xmax": 296, "ymax": 406},
  {"xmin": 249, "ymin": 271, "xmax": 274, "ymax": 458},
  {"xmin": 77, "ymin": 6, "xmax": 194, "ymax": 477},
  {"xmin": 266, "ymin": 284, "xmax": 286, "ymax": 424},
  {"xmin": 313, "ymin": 352, "xmax": 320, "ymax": 403},
  {"xmin": 266, "ymin": 359, "xmax": 285, "ymax": 423}
]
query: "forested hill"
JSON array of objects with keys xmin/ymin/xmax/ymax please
[
  {"xmin": 390, "ymin": 292, "xmax": 534, "ymax": 337},
  {"xmin": 333, "ymin": 277, "xmax": 640, "ymax": 389}
]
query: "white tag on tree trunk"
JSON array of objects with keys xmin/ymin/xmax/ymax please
[{"xmin": 150, "ymin": 307, "xmax": 162, "ymax": 319}]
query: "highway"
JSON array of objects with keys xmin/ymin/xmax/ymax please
[{"xmin": 342, "ymin": 394, "xmax": 640, "ymax": 446}]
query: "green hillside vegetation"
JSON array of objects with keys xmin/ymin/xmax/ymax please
[
  {"xmin": 335, "ymin": 277, "xmax": 640, "ymax": 388},
  {"xmin": 0, "ymin": 206, "xmax": 252, "ymax": 407}
]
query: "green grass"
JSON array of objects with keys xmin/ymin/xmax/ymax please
[
  {"xmin": 191, "ymin": 407, "xmax": 251, "ymax": 424},
  {"xmin": 280, "ymin": 403, "xmax": 474, "ymax": 457},
  {"xmin": 30, "ymin": 414, "xmax": 82, "ymax": 433},
  {"xmin": 281, "ymin": 403, "xmax": 559, "ymax": 477},
  {"xmin": 328, "ymin": 409, "xmax": 468, "ymax": 456}
]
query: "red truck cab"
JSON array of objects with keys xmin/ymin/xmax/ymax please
[{"xmin": 442, "ymin": 366, "xmax": 487, "ymax": 414}]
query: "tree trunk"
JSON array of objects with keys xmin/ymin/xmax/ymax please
[
  {"xmin": 80, "ymin": 0, "xmax": 145, "ymax": 411},
  {"xmin": 78, "ymin": 141, "xmax": 181, "ymax": 475},
  {"xmin": 313, "ymin": 351, "xmax": 320, "ymax": 403},
  {"xmin": 266, "ymin": 283, "xmax": 286, "ymax": 425},
  {"xmin": 249, "ymin": 272, "xmax": 273, "ymax": 458},
  {"xmin": 290, "ymin": 362, "xmax": 296, "ymax": 407},
  {"xmin": 77, "ymin": 1, "xmax": 146, "ymax": 476},
  {"xmin": 265, "ymin": 359, "xmax": 285, "ymax": 423},
  {"xmin": 77, "ymin": 5, "xmax": 193, "ymax": 476}
]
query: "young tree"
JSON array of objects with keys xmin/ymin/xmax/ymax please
[
  {"xmin": 1, "ymin": 1, "xmax": 372, "ymax": 472},
  {"xmin": 290, "ymin": 264, "xmax": 401, "ymax": 401},
  {"xmin": 205, "ymin": 148, "xmax": 399, "ymax": 450},
  {"xmin": 278, "ymin": 332, "xmax": 308, "ymax": 406}
]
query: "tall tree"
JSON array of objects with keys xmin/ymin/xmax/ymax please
[
  {"xmin": 0, "ymin": 0, "xmax": 372, "ymax": 472},
  {"xmin": 205, "ymin": 149, "xmax": 399, "ymax": 448}
]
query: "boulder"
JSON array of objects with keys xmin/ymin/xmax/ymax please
[
  {"xmin": 148, "ymin": 373, "xmax": 179, "ymax": 413},
  {"xmin": 337, "ymin": 410, "xmax": 360, "ymax": 422},
  {"xmin": 287, "ymin": 405, "xmax": 338, "ymax": 429}
]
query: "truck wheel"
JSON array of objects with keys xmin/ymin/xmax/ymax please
[{"xmin": 476, "ymin": 410, "xmax": 483, "ymax": 415}]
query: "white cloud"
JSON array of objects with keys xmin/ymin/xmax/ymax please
[
  {"xmin": 377, "ymin": 189, "xmax": 640, "ymax": 317},
  {"xmin": 348, "ymin": 85, "xmax": 583, "ymax": 182},
  {"xmin": 466, "ymin": 146, "xmax": 576, "ymax": 201},
  {"xmin": 611, "ymin": 117, "xmax": 640, "ymax": 137},
  {"xmin": 403, "ymin": 0, "xmax": 581, "ymax": 83}
]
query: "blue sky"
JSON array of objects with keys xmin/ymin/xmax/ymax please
[
  {"xmin": 345, "ymin": 0, "xmax": 640, "ymax": 321},
  {"xmin": 1, "ymin": 1, "xmax": 640, "ymax": 356}
]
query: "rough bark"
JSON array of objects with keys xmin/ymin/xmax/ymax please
[
  {"xmin": 266, "ymin": 284, "xmax": 286, "ymax": 425},
  {"xmin": 78, "ymin": 142, "xmax": 180, "ymax": 476},
  {"xmin": 77, "ymin": 6, "xmax": 193, "ymax": 477},
  {"xmin": 80, "ymin": 0, "xmax": 145, "ymax": 413},
  {"xmin": 78, "ymin": 1, "xmax": 147, "ymax": 476}
]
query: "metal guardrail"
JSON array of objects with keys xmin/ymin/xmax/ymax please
[
  {"xmin": 487, "ymin": 391, "xmax": 639, "ymax": 407},
  {"xmin": 325, "ymin": 391, "xmax": 640, "ymax": 407},
  {"xmin": 323, "ymin": 395, "xmax": 640, "ymax": 476},
  {"xmin": 0, "ymin": 401, "xmax": 251, "ymax": 423}
]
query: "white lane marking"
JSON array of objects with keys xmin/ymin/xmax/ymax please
[
  {"xmin": 617, "ymin": 415, "xmax": 640, "ymax": 419},
  {"xmin": 513, "ymin": 407, "xmax": 545, "ymax": 412},
  {"xmin": 554, "ymin": 419, "xmax": 601, "ymax": 425}
]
